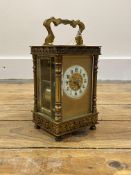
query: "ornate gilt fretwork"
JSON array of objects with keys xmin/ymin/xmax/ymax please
[
  {"xmin": 31, "ymin": 46, "xmax": 101, "ymax": 56},
  {"xmin": 33, "ymin": 112, "xmax": 98, "ymax": 136}
]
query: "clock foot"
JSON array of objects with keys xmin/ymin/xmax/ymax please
[
  {"xmin": 55, "ymin": 136, "xmax": 63, "ymax": 141},
  {"xmin": 34, "ymin": 124, "xmax": 40, "ymax": 129},
  {"xmin": 90, "ymin": 125, "xmax": 96, "ymax": 130}
]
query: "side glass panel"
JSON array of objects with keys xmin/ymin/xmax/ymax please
[
  {"xmin": 37, "ymin": 57, "xmax": 55, "ymax": 118},
  {"xmin": 41, "ymin": 59, "xmax": 51, "ymax": 112}
]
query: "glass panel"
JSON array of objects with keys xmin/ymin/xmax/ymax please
[
  {"xmin": 37, "ymin": 57, "xmax": 55, "ymax": 118},
  {"xmin": 41, "ymin": 59, "xmax": 50, "ymax": 81},
  {"xmin": 40, "ymin": 59, "xmax": 51, "ymax": 115},
  {"xmin": 41, "ymin": 81, "xmax": 51, "ymax": 110}
]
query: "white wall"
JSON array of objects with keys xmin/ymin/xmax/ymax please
[
  {"xmin": 0, "ymin": 59, "xmax": 131, "ymax": 80},
  {"xmin": 0, "ymin": 0, "xmax": 131, "ymax": 57},
  {"xmin": 0, "ymin": 0, "xmax": 131, "ymax": 80}
]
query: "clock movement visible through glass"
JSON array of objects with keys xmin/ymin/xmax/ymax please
[
  {"xmin": 39, "ymin": 58, "xmax": 55, "ymax": 117},
  {"xmin": 63, "ymin": 65, "xmax": 88, "ymax": 98}
]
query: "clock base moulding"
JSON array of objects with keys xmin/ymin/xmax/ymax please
[{"xmin": 33, "ymin": 112, "xmax": 98, "ymax": 140}]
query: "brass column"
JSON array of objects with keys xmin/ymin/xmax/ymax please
[
  {"xmin": 92, "ymin": 55, "xmax": 98, "ymax": 113},
  {"xmin": 33, "ymin": 55, "xmax": 38, "ymax": 118},
  {"xmin": 54, "ymin": 55, "xmax": 62, "ymax": 122}
]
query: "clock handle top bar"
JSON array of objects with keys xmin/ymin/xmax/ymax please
[{"xmin": 43, "ymin": 17, "xmax": 85, "ymax": 46}]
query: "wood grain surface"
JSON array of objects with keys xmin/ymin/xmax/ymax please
[
  {"xmin": 0, "ymin": 149, "xmax": 131, "ymax": 175},
  {"xmin": 0, "ymin": 82, "xmax": 131, "ymax": 174},
  {"xmin": 98, "ymin": 105, "xmax": 131, "ymax": 120},
  {"xmin": 0, "ymin": 120, "xmax": 131, "ymax": 149}
]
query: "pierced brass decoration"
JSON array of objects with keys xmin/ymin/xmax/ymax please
[
  {"xmin": 43, "ymin": 17, "xmax": 85, "ymax": 45},
  {"xmin": 33, "ymin": 112, "xmax": 98, "ymax": 136}
]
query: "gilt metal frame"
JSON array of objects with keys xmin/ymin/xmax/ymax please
[{"xmin": 31, "ymin": 46, "xmax": 100, "ymax": 138}]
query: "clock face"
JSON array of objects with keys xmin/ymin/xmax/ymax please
[{"xmin": 63, "ymin": 65, "xmax": 88, "ymax": 99}]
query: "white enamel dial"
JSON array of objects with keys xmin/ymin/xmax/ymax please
[{"xmin": 63, "ymin": 65, "xmax": 88, "ymax": 99}]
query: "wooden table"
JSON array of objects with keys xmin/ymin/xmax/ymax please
[{"xmin": 0, "ymin": 81, "xmax": 131, "ymax": 175}]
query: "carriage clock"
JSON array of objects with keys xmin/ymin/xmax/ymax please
[{"xmin": 31, "ymin": 17, "xmax": 101, "ymax": 140}]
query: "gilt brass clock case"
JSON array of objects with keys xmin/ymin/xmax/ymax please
[{"xmin": 31, "ymin": 17, "xmax": 101, "ymax": 140}]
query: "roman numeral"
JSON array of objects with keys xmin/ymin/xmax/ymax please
[
  {"xmin": 71, "ymin": 70, "xmax": 73, "ymax": 74},
  {"xmin": 67, "ymin": 75, "xmax": 70, "ymax": 79},
  {"xmin": 75, "ymin": 67, "xmax": 78, "ymax": 72}
]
